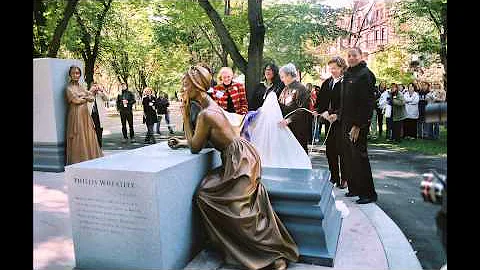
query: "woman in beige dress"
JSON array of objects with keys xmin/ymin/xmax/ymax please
[
  {"xmin": 65, "ymin": 66, "xmax": 103, "ymax": 165},
  {"xmin": 168, "ymin": 66, "xmax": 299, "ymax": 270}
]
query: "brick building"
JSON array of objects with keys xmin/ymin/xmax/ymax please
[{"xmin": 335, "ymin": 0, "xmax": 400, "ymax": 56}]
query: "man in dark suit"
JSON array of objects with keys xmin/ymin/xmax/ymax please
[
  {"xmin": 340, "ymin": 47, "xmax": 378, "ymax": 204},
  {"xmin": 116, "ymin": 83, "xmax": 136, "ymax": 143},
  {"xmin": 315, "ymin": 56, "xmax": 348, "ymax": 189}
]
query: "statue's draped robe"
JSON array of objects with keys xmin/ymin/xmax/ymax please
[
  {"xmin": 196, "ymin": 137, "xmax": 299, "ymax": 270},
  {"xmin": 65, "ymin": 84, "xmax": 103, "ymax": 165}
]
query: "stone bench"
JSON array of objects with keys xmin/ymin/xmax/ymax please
[
  {"xmin": 66, "ymin": 142, "xmax": 341, "ymax": 269},
  {"xmin": 65, "ymin": 142, "xmax": 222, "ymax": 270}
]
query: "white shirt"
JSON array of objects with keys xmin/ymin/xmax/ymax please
[
  {"xmin": 331, "ymin": 76, "xmax": 343, "ymax": 89},
  {"xmin": 403, "ymin": 91, "xmax": 419, "ymax": 119}
]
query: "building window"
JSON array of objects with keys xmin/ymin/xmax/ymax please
[
  {"xmin": 375, "ymin": 30, "xmax": 379, "ymax": 41},
  {"xmin": 381, "ymin": 28, "xmax": 386, "ymax": 43}
]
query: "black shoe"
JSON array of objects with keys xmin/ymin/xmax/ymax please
[
  {"xmin": 169, "ymin": 130, "xmax": 174, "ymax": 135},
  {"xmin": 345, "ymin": 192, "xmax": 358, "ymax": 197},
  {"xmin": 337, "ymin": 183, "xmax": 347, "ymax": 189},
  {"xmin": 356, "ymin": 197, "xmax": 377, "ymax": 204}
]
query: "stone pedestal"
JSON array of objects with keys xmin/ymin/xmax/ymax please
[
  {"xmin": 65, "ymin": 142, "xmax": 221, "ymax": 270},
  {"xmin": 261, "ymin": 167, "xmax": 342, "ymax": 267},
  {"xmin": 34, "ymin": 58, "xmax": 84, "ymax": 172}
]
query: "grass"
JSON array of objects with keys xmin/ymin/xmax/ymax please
[
  {"xmin": 368, "ymin": 124, "xmax": 447, "ymax": 157},
  {"xmin": 316, "ymin": 123, "xmax": 447, "ymax": 157}
]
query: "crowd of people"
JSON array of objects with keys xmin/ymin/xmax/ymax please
[
  {"xmin": 373, "ymin": 81, "xmax": 446, "ymax": 142},
  {"xmin": 65, "ymin": 51, "xmax": 446, "ymax": 189},
  {"xmin": 62, "ymin": 46, "xmax": 446, "ymax": 270},
  {"xmin": 165, "ymin": 49, "xmax": 381, "ymax": 269}
]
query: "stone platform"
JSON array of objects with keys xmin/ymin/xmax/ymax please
[{"xmin": 261, "ymin": 167, "xmax": 341, "ymax": 266}]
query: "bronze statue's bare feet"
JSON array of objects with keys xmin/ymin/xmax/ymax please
[{"xmin": 273, "ymin": 258, "xmax": 287, "ymax": 270}]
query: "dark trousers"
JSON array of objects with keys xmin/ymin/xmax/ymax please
[
  {"xmin": 392, "ymin": 120, "xmax": 403, "ymax": 142},
  {"xmin": 156, "ymin": 113, "xmax": 173, "ymax": 133},
  {"xmin": 120, "ymin": 111, "xmax": 135, "ymax": 139},
  {"xmin": 325, "ymin": 121, "xmax": 346, "ymax": 184},
  {"xmin": 91, "ymin": 110, "xmax": 103, "ymax": 147},
  {"xmin": 145, "ymin": 124, "xmax": 156, "ymax": 143},
  {"xmin": 342, "ymin": 122, "xmax": 377, "ymax": 199},
  {"xmin": 403, "ymin": 118, "xmax": 417, "ymax": 138},
  {"xmin": 376, "ymin": 108, "xmax": 384, "ymax": 136},
  {"xmin": 386, "ymin": 117, "xmax": 393, "ymax": 139}
]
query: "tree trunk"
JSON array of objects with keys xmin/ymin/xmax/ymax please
[
  {"xmin": 85, "ymin": 59, "xmax": 95, "ymax": 89},
  {"xmin": 246, "ymin": 0, "xmax": 265, "ymax": 108},
  {"xmin": 199, "ymin": 0, "xmax": 265, "ymax": 109},
  {"xmin": 47, "ymin": 0, "xmax": 79, "ymax": 58},
  {"xmin": 440, "ymin": 4, "xmax": 447, "ymax": 93},
  {"xmin": 221, "ymin": 47, "xmax": 228, "ymax": 67},
  {"xmin": 198, "ymin": 0, "xmax": 247, "ymax": 73},
  {"xmin": 77, "ymin": 0, "xmax": 113, "ymax": 92},
  {"xmin": 440, "ymin": 32, "xmax": 447, "ymax": 93}
]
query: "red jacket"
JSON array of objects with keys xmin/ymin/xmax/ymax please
[{"xmin": 211, "ymin": 82, "xmax": 248, "ymax": 115}]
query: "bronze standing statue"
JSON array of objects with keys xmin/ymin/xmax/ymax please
[{"xmin": 168, "ymin": 66, "xmax": 299, "ymax": 270}]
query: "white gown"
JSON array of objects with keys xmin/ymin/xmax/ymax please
[{"xmin": 222, "ymin": 92, "xmax": 312, "ymax": 169}]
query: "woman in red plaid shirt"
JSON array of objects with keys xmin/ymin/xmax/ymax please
[{"xmin": 211, "ymin": 67, "xmax": 248, "ymax": 115}]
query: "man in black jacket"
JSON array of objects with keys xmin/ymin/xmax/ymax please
[
  {"xmin": 155, "ymin": 92, "xmax": 174, "ymax": 135},
  {"xmin": 315, "ymin": 56, "xmax": 348, "ymax": 189},
  {"xmin": 116, "ymin": 83, "xmax": 136, "ymax": 143},
  {"xmin": 340, "ymin": 47, "xmax": 378, "ymax": 204}
]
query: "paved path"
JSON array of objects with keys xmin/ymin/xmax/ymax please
[{"xmin": 310, "ymin": 146, "xmax": 447, "ymax": 269}]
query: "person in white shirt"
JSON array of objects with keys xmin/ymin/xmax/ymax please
[
  {"xmin": 403, "ymin": 83, "xmax": 420, "ymax": 139},
  {"xmin": 378, "ymin": 85, "xmax": 392, "ymax": 139}
]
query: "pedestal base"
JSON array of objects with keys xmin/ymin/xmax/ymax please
[
  {"xmin": 261, "ymin": 167, "xmax": 342, "ymax": 267},
  {"xmin": 33, "ymin": 142, "xmax": 65, "ymax": 172}
]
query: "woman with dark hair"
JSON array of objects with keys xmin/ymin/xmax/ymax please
[
  {"xmin": 65, "ymin": 65, "xmax": 103, "ymax": 164},
  {"xmin": 250, "ymin": 63, "xmax": 285, "ymax": 111},
  {"xmin": 142, "ymin": 87, "xmax": 158, "ymax": 144},
  {"xmin": 168, "ymin": 65, "xmax": 299, "ymax": 270},
  {"xmin": 391, "ymin": 83, "xmax": 407, "ymax": 142}
]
